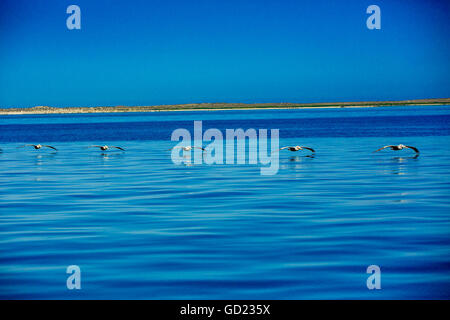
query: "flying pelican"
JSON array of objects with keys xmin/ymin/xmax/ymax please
[
  {"xmin": 19, "ymin": 144, "xmax": 57, "ymax": 151},
  {"xmin": 373, "ymin": 144, "xmax": 419, "ymax": 154},
  {"xmin": 278, "ymin": 146, "xmax": 315, "ymax": 153},
  {"xmin": 169, "ymin": 146, "xmax": 205, "ymax": 152},
  {"xmin": 89, "ymin": 145, "xmax": 125, "ymax": 151}
]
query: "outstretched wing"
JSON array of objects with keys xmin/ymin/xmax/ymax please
[
  {"xmin": 193, "ymin": 147, "xmax": 205, "ymax": 151},
  {"xmin": 279, "ymin": 146, "xmax": 291, "ymax": 151},
  {"xmin": 18, "ymin": 144, "xmax": 34, "ymax": 148},
  {"xmin": 43, "ymin": 145, "xmax": 57, "ymax": 151},
  {"xmin": 112, "ymin": 146, "xmax": 125, "ymax": 151},
  {"xmin": 405, "ymin": 145, "xmax": 419, "ymax": 153},
  {"xmin": 373, "ymin": 145, "xmax": 391, "ymax": 153},
  {"xmin": 301, "ymin": 146, "xmax": 315, "ymax": 152},
  {"xmin": 89, "ymin": 145, "xmax": 103, "ymax": 148}
]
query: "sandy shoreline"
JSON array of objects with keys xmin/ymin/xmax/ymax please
[{"xmin": 0, "ymin": 99, "xmax": 449, "ymax": 115}]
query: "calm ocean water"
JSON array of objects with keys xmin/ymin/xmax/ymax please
[{"xmin": 0, "ymin": 106, "xmax": 449, "ymax": 299}]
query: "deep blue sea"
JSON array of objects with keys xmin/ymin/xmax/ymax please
[{"xmin": 0, "ymin": 105, "xmax": 449, "ymax": 299}]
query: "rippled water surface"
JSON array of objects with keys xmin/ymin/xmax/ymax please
[{"xmin": 0, "ymin": 106, "xmax": 449, "ymax": 299}]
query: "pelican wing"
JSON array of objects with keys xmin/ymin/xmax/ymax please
[
  {"xmin": 43, "ymin": 145, "xmax": 58, "ymax": 151},
  {"xmin": 279, "ymin": 146, "xmax": 292, "ymax": 151},
  {"xmin": 89, "ymin": 145, "xmax": 103, "ymax": 148},
  {"xmin": 405, "ymin": 146, "xmax": 419, "ymax": 153},
  {"xmin": 193, "ymin": 147, "xmax": 205, "ymax": 151},
  {"xmin": 112, "ymin": 146, "xmax": 125, "ymax": 151},
  {"xmin": 373, "ymin": 145, "xmax": 392, "ymax": 153},
  {"xmin": 18, "ymin": 144, "xmax": 34, "ymax": 148},
  {"xmin": 301, "ymin": 146, "xmax": 315, "ymax": 152}
]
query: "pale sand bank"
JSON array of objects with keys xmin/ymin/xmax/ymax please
[{"xmin": 0, "ymin": 99, "xmax": 449, "ymax": 115}]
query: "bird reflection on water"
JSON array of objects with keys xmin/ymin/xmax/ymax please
[
  {"xmin": 278, "ymin": 154, "xmax": 316, "ymax": 170},
  {"xmin": 391, "ymin": 154, "xmax": 419, "ymax": 162},
  {"xmin": 34, "ymin": 153, "xmax": 56, "ymax": 166},
  {"xmin": 289, "ymin": 154, "xmax": 315, "ymax": 162},
  {"xmin": 379, "ymin": 154, "xmax": 420, "ymax": 175},
  {"xmin": 99, "ymin": 152, "xmax": 125, "ymax": 161}
]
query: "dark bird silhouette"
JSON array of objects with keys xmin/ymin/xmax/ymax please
[
  {"xmin": 19, "ymin": 144, "xmax": 57, "ymax": 151},
  {"xmin": 169, "ymin": 146, "xmax": 205, "ymax": 152},
  {"xmin": 278, "ymin": 146, "xmax": 315, "ymax": 153},
  {"xmin": 89, "ymin": 145, "xmax": 125, "ymax": 151},
  {"xmin": 373, "ymin": 144, "xmax": 419, "ymax": 154}
]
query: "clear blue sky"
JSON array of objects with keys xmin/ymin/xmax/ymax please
[{"xmin": 0, "ymin": 0, "xmax": 449, "ymax": 107}]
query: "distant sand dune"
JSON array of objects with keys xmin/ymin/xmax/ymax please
[{"xmin": 1, "ymin": 98, "xmax": 449, "ymax": 115}]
